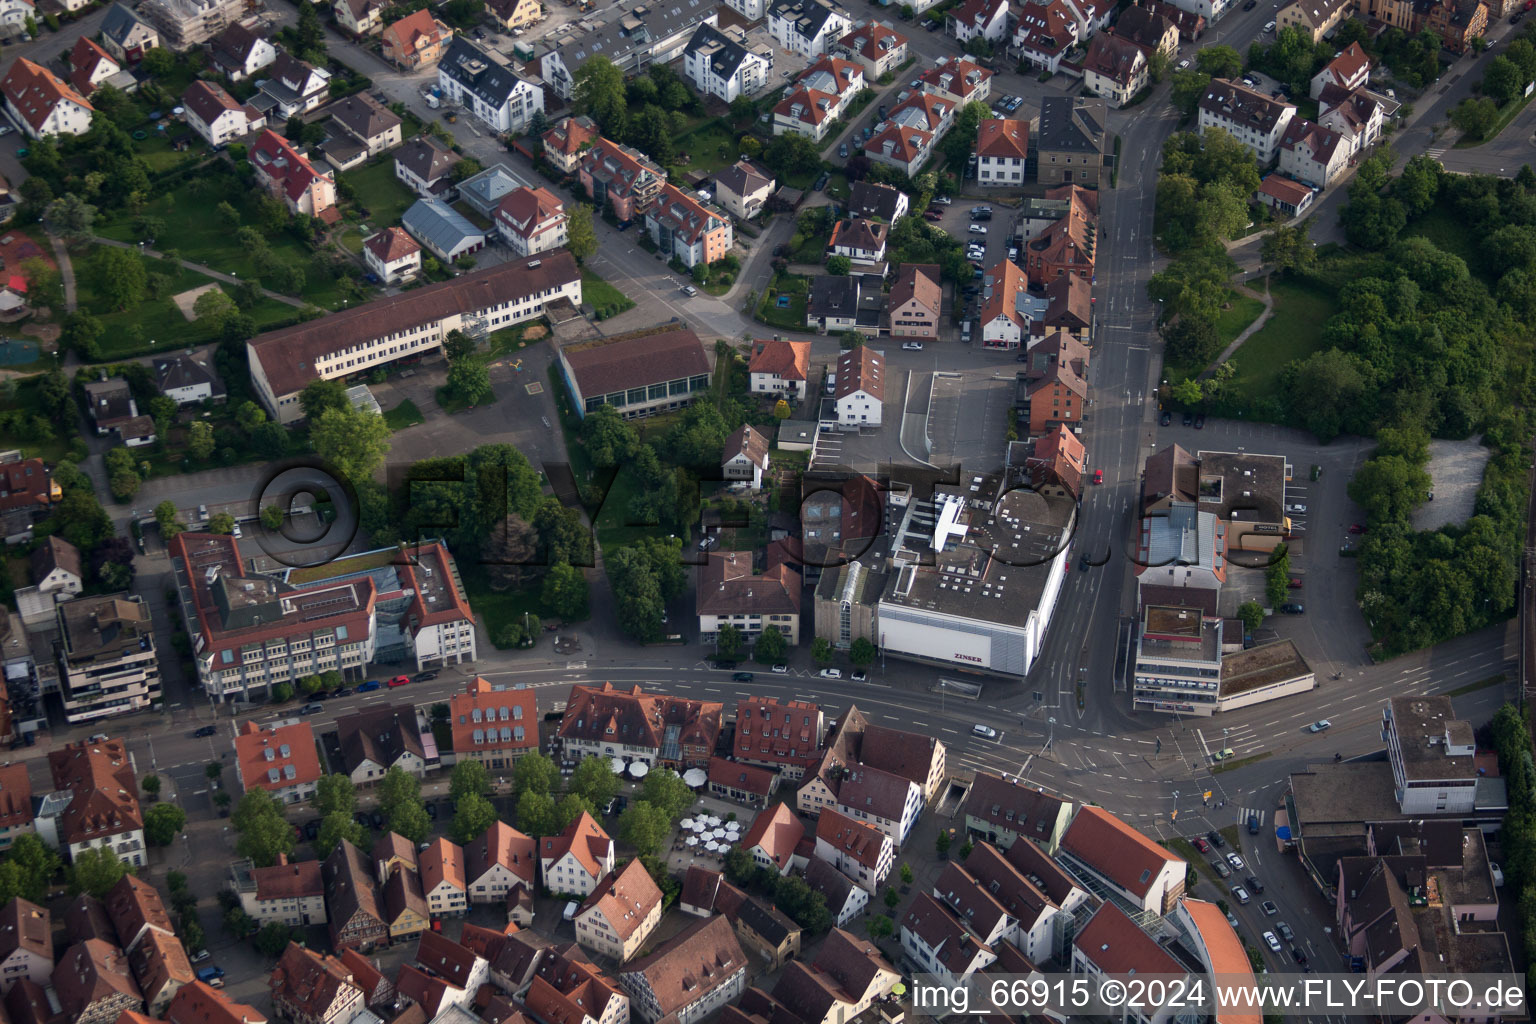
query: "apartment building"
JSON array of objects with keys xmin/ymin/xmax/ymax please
[
  {"xmin": 682, "ymin": 23, "xmax": 769, "ymax": 102},
  {"xmin": 573, "ymin": 860, "xmax": 663, "ymax": 962},
  {"xmin": 975, "ymin": 118, "xmax": 1029, "ymax": 187},
  {"xmin": 438, "ymin": 38, "xmax": 544, "ymax": 134},
  {"xmin": 138, "ymin": 0, "xmax": 244, "ymax": 49},
  {"xmin": 645, "ymin": 184, "xmax": 733, "ymax": 269},
  {"xmin": 230, "ymin": 855, "xmax": 327, "ymax": 927},
  {"xmin": 234, "ymin": 719, "xmax": 321, "ymax": 805},
  {"xmin": 494, "ymin": 186, "xmax": 568, "ymax": 258},
  {"xmin": 44, "ymin": 739, "xmax": 144, "ymax": 868},
  {"xmin": 577, "ymin": 136, "xmax": 666, "ymax": 223},
  {"xmin": 696, "ymin": 551, "xmax": 801, "ymax": 648},
  {"xmin": 249, "ymin": 130, "xmax": 336, "ymax": 220},
  {"xmin": 617, "ymin": 915, "xmax": 747, "ymax": 1024},
  {"xmin": 56, "ymin": 595, "xmax": 160, "ymax": 725},
  {"xmin": 1198, "ymin": 78, "xmax": 1296, "ymax": 162},
  {"xmin": 768, "ymin": 0, "xmax": 852, "ymax": 57},
  {"xmin": 539, "ymin": 812, "xmax": 614, "ymax": 897},
  {"xmin": 814, "ymin": 807, "xmax": 894, "ymax": 892}
]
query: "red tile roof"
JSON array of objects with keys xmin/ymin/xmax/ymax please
[
  {"xmin": 68, "ymin": 38, "xmax": 117, "ymax": 97},
  {"xmin": 707, "ymin": 756, "xmax": 776, "ymax": 797},
  {"xmin": 270, "ymin": 942, "xmax": 360, "ymax": 1018},
  {"xmin": 890, "ymin": 263, "xmax": 940, "ymax": 316},
  {"xmin": 382, "ymin": 9, "xmax": 449, "ymax": 60},
  {"xmin": 1073, "ymin": 901, "xmax": 1184, "ymax": 975},
  {"xmin": 466, "ymin": 820, "xmax": 536, "ymax": 888},
  {"xmin": 1060, "ymin": 806, "xmax": 1181, "ymax": 898},
  {"xmin": 539, "ymin": 811, "xmax": 611, "ymax": 879},
  {"xmin": 48, "ymin": 739, "xmax": 142, "ymax": 845},
  {"xmin": 53, "ymin": 939, "xmax": 142, "ymax": 1019},
  {"xmin": 576, "ymin": 859, "xmax": 662, "ymax": 939},
  {"xmin": 449, "ymin": 677, "xmax": 537, "ymax": 760},
  {"xmin": 0, "ymin": 763, "xmax": 33, "ymax": 834},
  {"xmin": 814, "ymin": 807, "xmax": 888, "ymax": 870},
  {"xmin": 250, "ymin": 129, "xmax": 330, "ymax": 205},
  {"xmin": 976, "ymin": 118, "xmax": 1029, "ymax": 160},
  {"xmin": 0, "ymin": 898, "xmax": 50, "ymax": 964},
  {"xmin": 542, "ymin": 115, "xmax": 597, "ymax": 160},
  {"xmin": 419, "ymin": 837, "xmax": 466, "ymax": 896},
  {"xmin": 1180, "ymin": 899, "xmax": 1260, "ymax": 1024},
  {"xmin": 0, "ymin": 458, "xmax": 54, "ymax": 513},
  {"xmin": 740, "ymin": 803, "xmax": 804, "ymax": 869},
  {"xmin": 167, "ymin": 980, "xmax": 268, "ymax": 1024},
  {"xmin": 364, "ymin": 226, "xmax": 420, "ymax": 264},
  {"xmin": 557, "ymin": 683, "xmax": 722, "ymax": 761},
  {"xmin": 734, "ymin": 697, "xmax": 822, "ymax": 772},
  {"xmin": 747, "ymin": 338, "xmax": 810, "ymax": 381},
  {"xmin": 235, "ymin": 719, "xmax": 322, "ymax": 796},
  {"xmin": 1, "ymin": 58, "xmax": 93, "ymax": 134},
  {"xmin": 616, "ymin": 915, "xmax": 747, "ymax": 1019},
  {"xmin": 834, "ymin": 346, "xmax": 884, "ymax": 402},
  {"xmin": 252, "ymin": 857, "xmax": 324, "ymax": 904}
]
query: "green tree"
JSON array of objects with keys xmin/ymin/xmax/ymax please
[
  {"xmin": 542, "ymin": 562, "xmax": 589, "ymax": 619},
  {"xmin": 316, "ymin": 811, "xmax": 367, "ymax": 857},
  {"xmin": 936, "ymin": 829, "xmax": 952, "ymax": 858},
  {"xmin": 556, "ymin": 793, "xmax": 597, "ymax": 830},
  {"xmin": 716, "ymin": 623, "xmax": 742, "ymax": 659},
  {"xmin": 254, "ymin": 922, "xmax": 293, "ymax": 957},
  {"xmin": 313, "ymin": 774, "xmax": 356, "ymax": 818},
  {"xmin": 607, "ymin": 545, "xmax": 666, "ymax": 642},
  {"xmin": 512, "ymin": 752, "xmax": 558, "ymax": 801},
  {"xmin": 573, "ymin": 56, "xmax": 629, "ymax": 137},
  {"xmin": 310, "ymin": 406, "xmax": 391, "ymax": 486},
  {"xmin": 618, "ymin": 801, "xmax": 671, "ymax": 857},
  {"xmin": 300, "ymin": 378, "xmax": 350, "ymax": 420},
  {"xmin": 763, "ymin": 131, "xmax": 823, "ymax": 177},
  {"xmin": 378, "ymin": 766, "xmax": 430, "ymax": 843},
  {"xmin": 849, "ymin": 637, "xmax": 876, "ymax": 666},
  {"xmin": 260, "ymin": 505, "xmax": 285, "ymax": 530},
  {"xmin": 1, "ymin": 835, "xmax": 58, "ymax": 904},
  {"xmin": 1348, "ymin": 454, "xmax": 1431, "ymax": 524},
  {"xmin": 145, "ymin": 803, "xmax": 187, "ymax": 846},
  {"xmin": 900, "ymin": 862, "xmax": 914, "ymax": 885},
  {"xmin": 87, "ymin": 246, "xmax": 147, "ymax": 311},
  {"xmin": 452, "ymin": 792, "xmax": 499, "ymax": 844},
  {"xmin": 297, "ymin": 674, "xmax": 324, "ymax": 696},
  {"xmin": 1484, "ymin": 54, "xmax": 1523, "ymax": 106},
  {"xmin": 827, "ymin": 254, "xmax": 852, "ymax": 275},
  {"xmin": 641, "ymin": 768, "xmax": 694, "ymax": 820},
  {"xmin": 194, "ymin": 287, "xmax": 236, "ymax": 325},
  {"xmin": 140, "ymin": 47, "xmax": 175, "ymax": 76},
  {"xmin": 811, "ymin": 637, "xmax": 833, "ymax": 665},
  {"xmin": 209, "ymin": 512, "xmax": 235, "ymax": 534},
  {"xmin": 1261, "ymin": 223, "xmax": 1315, "ymax": 273},
  {"xmin": 868, "ymin": 915, "xmax": 893, "ymax": 940},
  {"xmin": 1237, "ymin": 600, "xmax": 1265, "ymax": 633},
  {"xmin": 155, "ymin": 500, "xmax": 184, "ymax": 538},
  {"xmin": 566, "ymin": 203, "xmax": 598, "ymax": 263},
  {"xmin": 232, "ymin": 788, "xmax": 295, "ymax": 867},
  {"xmin": 1169, "ymin": 70, "xmax": 1212, "ymax": 116},
  {"xmin": 46, "ymin": 193, "xmax": 97, "ymax": 244},
  {"xmin": 754, "ymin": 625, "xmax": 787, "ymax": 664},
  {"xmin": 61, "ymin": 311, "xmax": 103, "ymax": 359},
  {"xmin": 883, "ymin": 886, "xmax": 900, "ymax": 909},
  {"xmin": 570, "ymin": 758, "xmax": 621, "ymax": 810},
  {"xmin": 516, "ymin": 789, "xmax": 559, "ymax": 837},
  {"xmin": 1195, "ymin": 45, "xmax": 1244, "ymax": 78},
  {"xmin": 223, "ymin": 907, "xmax": 256, "ymax": 938},
  {"xmin": 447, "ymin": 360, "xmax": 493, "ymax": 406},
  {"xmin": 443, "ymin": 330, "xmax": 477, "ymax": 363},
  {"xmin": 450, "ymin": 760, "xmax": 490, "ymax": 801},
  {"xmin": 579, "ymin": 404, "xmax": 641, "ymax": 467},
  {"xmin": 206, "ymin": 763, "xmax": 224, "ymax": 783},
  {"xmin": 52, "ymin": 490, "xmax": 113, "ymax": 550},
  {"xmin": 141, "ymin": 774, "xmax": 161, "ymax": 798},
  {"xmin": 187, "ymin": 420, "xmax": 216, "ymax": 461},
  {"xmin": 69, "ymin": 846, "xmax": 133, "ymax": 897},
  {"xmin": 1452, "ymin": 97, "xmax": 1500, "ymax": 141}
]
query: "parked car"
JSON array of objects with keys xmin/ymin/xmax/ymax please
[
  {"xmin": 425, "ymin": 803, "xmax": 438, "ymax": 820},
  {"xmin": 713, "ymin": 660, "xmax": 737, "ymax": 670},
  {"xmin": 772, "ymin": 664, "xmax": 789, "ymax": 673},
  {"xmin": 1349, "ymin": 523, "xmax": 1366, "ymax": 533},
  {"xmin": 1212, "ymin": 859, "xmax": 1231, "ymax": 878},
  {"xmin": 1227, "ymin": 852, "xmax": 1245, "ymax": 871},
  {"xmin": 1309, "ymin": 719, "xmax": 1332, "ymax": 732},
  {"xmin": 902, "ymin": 341, "xmax": 924, "ymax": 350},
  {"xmin": 973, "ymin": 724, "xmax": 998, "ymax": 739},
  {"xmin": 412, "ymin": 671, "xmax": 438, "ymax": 682},
  {"xmin": 300, "ymin": 703, "xmax": 324, "ymax": 715},
  {"xmin": 1279, "ymin": 602, "xmax": 1305, "ymax": 614},
  {"xmin": 1177, "ymin": 58, "xmax": 1190, "ymax": 70},
  {"xmin": 196, "ymin": 966, "xmax": 225, "ymax": 983},
  {"xmin": 189, "ymin": 949, "xmax": 211, "ymax": 964},
  {"xmin": 1286, "ymin": 503, "xmax": 1307, "ymax": 514},
  {"xmin": 933, "ymin": 196, "xmax": 952, "ymax": 205},
  {"xmin": 1160, "ymin": 410, "xmax": 1171, "ymax": 426},
  {"xmin": 1287, "ymin": 578, "xmax": 1303, "ymax": 589},
  {"xmin": 1207, "ymin": 830, "xmax": 1225, "ymax": 848},
  {"xmin": 303, "ymin": 820, "xmax": 320, "ymax": 840},
  {"xmin": 819, "ymin": 668, "xmax": 842, "ymax": 678},
  {"xmin": 924, "ymin": 209, "xmax": 943, "ymax": 221},
  {"xmin": 732, "ymin": 672, "xmax": 755, "ymax": 682},
  {"xmin": 813, "ymin": 173, "xmax": 830, "ymax": 191},
  {"xmin": 1231, "ymin": 885, "xmax": 1251, "ymax": 904},
  {"xmin": 357, "ymin": 680, "xmax": 381, "ymax": 693},
  {"xmin": 1264, "ymin": 19, "xmax": 1276, "ymax": 31},
  {"xmin": 968, "ymin": 224, "xmax": 987, "ymax": 235},
  {"xmin": 331, "ymin": 687, "xmax": 352, "ymax": 698},
  {"xmin": 1246, "ymin": 874, "xmax": 1265, "ymax": 893},
  {"xmin": 1193, "ymin": 413, "xmax": 1205, "ymax": 429},
  {"xmin": 1093, "ymin": 469, "xmax": 1103, "ymax": 484},
  {"xmin": 838, "ymin": 142, "xmax": 848, "ymax": 157},
  {"xmin": 1261, "ymin": 900, "xmax": 1278, "ymax": 916},
  {"xmin": 1192, "ymin": 837, "xmax": 1211, "ymax": 854},
  {"xmin": 1182, "ymin": 411, "xmax": 1193, "ymax": 427},
  {"xmin": 681, "ymin": 284, "xmax": 698, "ymax": 297},
  {"xmin": 850, "ymin": 671, "xmax": 867, "ymax": 682}
]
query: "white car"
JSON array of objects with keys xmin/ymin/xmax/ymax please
[
  {"xmin": 1309, "ymin": 719, "xmax": 1331, "ymax": 733},
  {"xmin": 973, "ymin": 724, "xmax": 998, "ymax": 739},
  {"xmin": 902, "ymin": 341, "xmax": 924, "ymax": 350},
  {"xmin": 819, "ymin": 668, "xmax": 842, "ymax": 679},
  {"xmin": 1227, "ymin": 852, "xmax": 1246, "ymax": 871},
  {"xmin": 968, "ymin": 224, "xmax": 987, "ymax": 235},
  {"xmin": 0, "ymin": 126, "xmax": 13, "ymax": 137},
  {"xmin": 1177, "ymin": 58, "xmax": 1191, "ymax": 70},
  {"xmin": 1286, "ymin": 503, "xmax": 1306, "ymax": 514},
  {"xmin": 771, "ymin": 664, "xmax": 789, "ymax": 674},
  {"xmin": 1263, "ymin": 931, "xmax": 1282, "ymax": 953},
  {"xmin": 1264, "ymin": 19, "xmax": 1276, "ymax": 31},
  {"xmin": 933, "ymin": 196, "xmax": 952, "ymax": 205}
]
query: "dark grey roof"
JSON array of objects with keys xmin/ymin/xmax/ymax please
[
  {"xmin": 153, "ymin": 354, "xmax": 227, "ymax": 399},
  {"xmin": 549, "ymin": 0, "xmax": 716, "ymax": 70},
  {"xmin": 102, "ymin": 3, "xmax": 153, "ymax": 45},
  {"xmin": 440, "ymin": 37, "xmax": 533, "ymax": 109},
  {"xmin": 395, "ymin": 136, "xmax": 460, "ymax": 183},
  {"xmin": 808, "ymin": 275, "xmax": 857, "ymax": 320},
  {"xmin": 771, "ymin": 0, "xmax": 843, "ymax": 42},
  {"xmin": 685, "ymin": 23, "xmax": 751, "ymax": 82},
  {"xmin": 1036, "ymin": 94, "xmax": 1106, "ymax": 154},
  {"xmin": 848, "ymin": 181, "xmax": 907, "ymax": 222},
  {"xmin": 329, "ymin": 92, "xmax": 402, "ymax": 142}
]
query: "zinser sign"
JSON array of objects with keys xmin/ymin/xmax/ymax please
[{"xmin": 953, "ymin": 652, "xmax": 983, "ymax": 664}]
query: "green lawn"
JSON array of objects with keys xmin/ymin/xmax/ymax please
[
  {"xmin": 581, "ymin": 269, "xmax": 635, "ymax": 319},
  {"xmin": 384, "ymin": 399, "xmax": 424, "ymax": 430},
  {"xmin": 1227, "ymin": 280, "xmax": 1340, "ymax": 406},
  {"xmin": 342, "ymin": 159, "xmax": 421, "ymax": 230},
  {"xmin": 1215, "ymin": 290, "xmax": 1266, "ymax": 347},
  {"xmin": 791, "ymin": 231, "xmax": 828, "ymax": 264},
  {"xmin": 75, "ymin": 264, "xmax": 299, "ymax": 360},
  {"xmin": 671, "ymin": 119, "xmax": 742, "ymax": 177},
  {"xmin": 757, "ymin": 272, "xmax": 810, "ymax": 330}
]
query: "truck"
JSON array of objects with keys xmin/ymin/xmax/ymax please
[{"xmin": 425, "ymin": 87, "xmax": 441, "ymax": 109}]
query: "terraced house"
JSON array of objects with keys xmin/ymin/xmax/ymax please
[
  {"xmin": 645, "ymin": 184, "xmax": 733, "ymax": 269},
  {"xmin": 558, "ymin": 682, "xmax": 723, "ymax": 769}
]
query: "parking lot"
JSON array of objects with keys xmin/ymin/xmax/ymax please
[
  {"xmin": 924, "ymin": 370, "xmax": 1014, "ymax": 469},
  {"xmin": 1154, "ymin": 414, "xmax": 1379, "ymax": 666}
]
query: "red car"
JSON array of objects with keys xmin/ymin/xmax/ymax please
[
  {"xmin": 1288, "ymin": 578, "xmax": 1303, "ymax": 589},
  {"xmin": 387, "ymin": 675, "xmax": 410, "ymax": 687},
  {"xmin": 1092, "ymin": 469, "xmax": 1103, "ymax": 484},
  {"xmin": 1348, "ymin": 523, "xmax": 1366, "ymax": 534},
  {"xmin": 1192, "ymin": 837, "xmax": 1211, "ymax": 854}
]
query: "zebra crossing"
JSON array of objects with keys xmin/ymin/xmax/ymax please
[
  {"xmin": 1197, "ymin": 723, "xmax": 1264, "ymax": 760},
  {"xmin": 1425, "ymin": 145, "xmax": 1449, "ymax": 164},
  {"xmin": 1235, "ymin": 806, "xmax": 1267, "ymax": 829}
]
